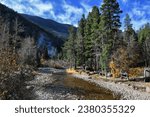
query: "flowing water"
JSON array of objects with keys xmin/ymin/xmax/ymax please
[
  {"xmin": 26, "ymin": 68, "xmax": 117, "ymax": 100},
  {"xmin": 44, "ymin": 73, "xmax": 117, "ymax": 100}
]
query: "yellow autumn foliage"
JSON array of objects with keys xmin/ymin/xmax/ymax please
[
  {"xmin": 109, "ymin": 60, "xmax": 120, "ymax": 78},
  {"xmin": 129, "ymin": 67, "xmax": 144, "ymax": 78},
  {"xmin": 66, "ymin": 68, "xmax": 77, "ymax": 74},
  {"xmin": 109, "ymin": 60, "xmax": 144, "ymax": 78},
  {"xmin": 0, "ymin": 48, "xmax": 19, "ymax": 73}
]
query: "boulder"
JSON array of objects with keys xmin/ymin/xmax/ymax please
[
  {"xmin": 146, "ymin": 87, "xmax": 150, "ymax": 93},
  {"xmin": 144, "ymin": 77, "xmax": 150, "ymax": 82},
  {"xmin": 144, "ymin": 68, "xmax": 150, "ymax": 77}
]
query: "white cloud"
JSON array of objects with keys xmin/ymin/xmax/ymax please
[
  {"xmin": 125, "ymin": 11, "xmax": 149, "ymax": 30},
  {"xmin": 132, "ymin": 18, "xmax": 149, "ymax": 30},
  {"xmin": 132, "ymin": 8, "xmax": 145, "ymax": 17},
  {"xmin": 56, "ymin": 0, "xmax": 84, "ymax": 26},
  {"xmin": 0, "ymin": 0, "xmax": 87, "ymax": 26},
  {"xmin": 122, "ymin": 0, "xmax": 127, "ymax": 3},
  {"xmin": 0, "ymin": 0, "xmax": 54, "ymax": 18},
  {"xmin": 80, "ymin": 2, "xmax": 92, "ymax": 17},
  {"xmin": 122, "ymin": 1, "xmax": 150, "ymax": 30}
]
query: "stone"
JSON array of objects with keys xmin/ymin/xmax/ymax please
[
  {"xmin": 128, "ymin": 84, "xmax": 131, "ymax": 86},
  {"xmin": 26, "ymin": 86, "xmax": 34, "ymax": 90},
  {"xmin": 146, "ymin": 87, "xmax": 150, "ymax": 93},
  {"xmin": 144, "ymin": 68, "xmax": 150, "ymax": 77},
  {"xmin": 107, "ymin": 72, "xmax": 112, "ymax": 77},
  {"xmin": 144, "ymin": 77, "xmax": 150, "ymax": 82}
]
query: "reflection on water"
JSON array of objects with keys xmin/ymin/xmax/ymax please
[{"xmin": 51, "ymin": 73, "xmax": 117, "ymax": 100}]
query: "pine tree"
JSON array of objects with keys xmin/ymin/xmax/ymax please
[
  {"xmin": 84, "ymin": 6, "xmax": 101, "ymax": 70},
  {"xmin": 76, "ymin": 14, "xmax": 86, "ymax": 66},
  {"xmin": 90, "ymin": 6, "xmax": 101, "ymax": 70},
  {"xmin": 124, "ymin": 14, "xmax": 132, "ymax": 31},
  {"xmin": 124, "ymin": 14, "xmax": 137, "ymax": 43},
  {"xmin": 100, "ymin": 0, "xmax": 122, "ymax": 32},
  {"xmin": 99, "ymin": 0, "xmax": 122, "ymax": 75},
  {"xmin": 138, "ymin": 23, "xmax": 150, "ymax": 66},
  {"xmin": 84, "ymin": 12, "xmax": 93, "ymax": 69},
  {"xmin": 63, "ymin": 26, "xmax": 77, "ymax": 68},
  {"xmin": 100, "ymin": 0, "xmax": 122, "ymax": 47}
]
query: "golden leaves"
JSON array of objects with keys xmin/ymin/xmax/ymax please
[{"xmin": 0, "ymin": 48, "xmax": 19, "ymax": 74}]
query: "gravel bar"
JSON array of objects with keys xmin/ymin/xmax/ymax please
[{"xmin": 72, "ymin": 74, "xmax": 150, "ymax": 100}]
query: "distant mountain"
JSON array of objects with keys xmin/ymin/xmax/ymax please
[
  {"xmin": 0, "ymin": 3, "xmax": 74, "ymax": 57},
  {"xmin": 22, "ymin": 14, "xmax": 72, "ymax": 39}
]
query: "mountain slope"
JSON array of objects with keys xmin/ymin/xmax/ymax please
[
  {"xmin": 0, "ymin": 3, "xmax": 73, "ymax": 57},
  {"xmin": 22, "ymin": 14, "xmax": 72, "ymax": 39}
]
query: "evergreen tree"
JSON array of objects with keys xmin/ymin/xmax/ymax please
[
  {"xmin": 111, "ymin": 13, "xmax": 141, "ymax": 75},
  {"xmin": 124, "ymin": 14, "xmax": 132, "ymax": 31},
  {"xmin": 100, "ymin": 0, "xmax": 122, "ymax": 47},
  {"xmin": 138, "ymin": 23, "xmax": 150, "ymax": 44},
  {"xmin": 99, "ymin": 0, "xmax": 122, "ymax": 74},
  {"xmin": 90, "ymin": 6, "xmax": 101, "ymax": 70},
  {"xmin": 84, "ymin": 6, "xmax": 100, "ymax": 70},
  {"xmin": 63, "ymin": 26, "xmax": 77, "ymax": 68},
  {"xmin": 100, "ymin": 0, "xmax": 122, "ymax": 32},
  {"xmin": 84, "ymin": 12, "xmax": 93, "ymax": 69},
  {"xmin": 138, "ymin": 23, "xmax": 150, "ymax": 66},
  {"xmin": 76, "ymin": 14, "xmax": 86, "ymax": 66},
  {"xmin": 124, "ymin": 14, "xmax": 140, "ymax": 65},
  {"xmin": 124, "ymin": 14, "xmax": 137, "ymax": 43}
]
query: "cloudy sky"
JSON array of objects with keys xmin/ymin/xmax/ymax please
[{"xmin": 0, "ymin": 0, "xmax": 150, "ymax": 30}]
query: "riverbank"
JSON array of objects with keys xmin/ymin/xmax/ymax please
[
  {"xmin": 26, "ymin": 68, "xmax": 78, "ymax": 100},
  {"xmin": 24, "ymin": 67, "xmax": 116, "ymax": 100},
  {"xmin": 71, "ymin": 73, "xmax": 150, "ymax": 100}
]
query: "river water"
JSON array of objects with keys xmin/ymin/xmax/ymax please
[
  {"xmin": 44, "ymin": 72, "xmax": 116, "ymax": 100},
  {"xmin": 26, "ymin": 68, "xmax": 117, "ymax": 100}
]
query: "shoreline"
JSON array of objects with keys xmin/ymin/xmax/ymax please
[{"xmin": 71, "ymin": 73, "xmax": 150, "ymax": 100}]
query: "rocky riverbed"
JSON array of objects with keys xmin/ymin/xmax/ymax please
[
  {"xmin": 72, "ymin": 74, "xmax": 150, "ymax": 100},
  {"xmin": 23, "ymin": 67, "xmax": 150, "ymax": 100},
  {"xmin": 24, "ymin": 67, "xmax": 116, "ymax": 100}
]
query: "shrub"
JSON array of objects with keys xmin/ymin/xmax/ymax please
[{"xmin": 0, "ymin": 48, "xmax": 33, "ymax": 99}]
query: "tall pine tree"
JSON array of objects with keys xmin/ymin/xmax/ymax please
[
  {"xmin": 84, "ymin": 12, "xmax": 93, "ymax": 69},
  {"xmin": 84, "ymin": 6, "xmax": 100, "ymax": 70},
  {"xmin": 76, "ymin": 14, "xmax": 86, "ymax": 66},
  {"xmin": 63, "ymin": 26, "xmax": 77, "ymax": 68},
  {"xmin": 100, "ymin": 0, "xmax": 122, "ymax": 75}
]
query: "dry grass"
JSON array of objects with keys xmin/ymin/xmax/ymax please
[
  {"xmin": 66, "ymin": 68, "xmax": 78, "ymax": 74},
  {"xmin": 129, "ymin": 67, "xmax": 144, "ymax": 78},
  {"xmin": 41, "ymin": 59, "xmax": 66, "ymax": 69}
]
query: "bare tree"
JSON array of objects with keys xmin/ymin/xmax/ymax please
[
  {"xmin": 19, "ymin": 37, "xmax": 37, "ymax": 65},
  {"xmin": 12, "ymin": 17, "xmax": 24, "ymax": 53},
  {"xmin": 0, "ymin": 16, "xmax": 10, "ymax": 49}
]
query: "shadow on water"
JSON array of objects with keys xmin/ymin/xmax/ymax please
[{"xmin": 44, "ymin": 73, "xmax": 118, "ymax": 100}]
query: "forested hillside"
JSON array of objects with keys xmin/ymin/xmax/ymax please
[
  {"xmin": 0, "ymin": 0, "xmax": 150, "ymax": 100},
  {"xmin": 0, "ymin": 3, "xmax": 72, "ymax": 61},
  {"xmin": 0, "ymin": 3, "xmax": 71, "ymax": 99},
  {"xmin": 63, "ymin": 0, "xmax": 150, "ymax": 78},
  {"xmin": 22, "ymin": 14, "xmax": 72, "ymax": 39}
]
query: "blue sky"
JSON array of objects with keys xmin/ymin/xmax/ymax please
[{"xmin": 0, "ymin": 0, "xmax": 150, "ymax": 30}]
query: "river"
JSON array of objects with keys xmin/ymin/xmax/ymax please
[{"xmin": 25, "ymin": 68, "xmax": 117, "ymax": 100}]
